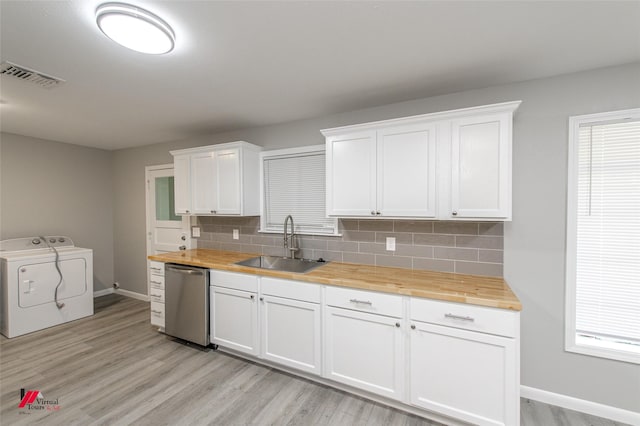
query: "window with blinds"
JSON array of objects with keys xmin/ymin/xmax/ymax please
[
  {"xmin": 566, "ymin": 108, "xmax": 640, "ymax": 364},
  {"xmin": 261, "ymin": 146, "xmax": 337, "ymax": 235}
]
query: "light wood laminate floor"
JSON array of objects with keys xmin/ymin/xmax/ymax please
[{"xmin": 0, "ymin": 295, "xmax": 628, "ymax": 426}]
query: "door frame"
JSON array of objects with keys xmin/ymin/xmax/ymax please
[{"xmin": 145, "ymin": 164, "xmax": 193, "ymax": 295}]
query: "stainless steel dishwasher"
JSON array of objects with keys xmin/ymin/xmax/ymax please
[{"xmin": 164, "ymin": 263, "xmax": 210, "ymax": 346}]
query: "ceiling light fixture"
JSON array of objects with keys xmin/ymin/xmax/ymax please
[{"xmin": 96, "ymin": 3, "xmax": 175, "ymax": 54}]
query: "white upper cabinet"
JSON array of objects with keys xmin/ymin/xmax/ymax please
[
  {"xmin": 326, "ymin": 131, "xmax": 377, "ymax": 216},
  {"xmin": 326, "ymin": 123, "xmax": 436, "ymax": 218},
  {"xmin": 173, "ymin": 154, "xmax": 191, "ymax": 215},
  {"xmin": 190, "ymin": 151, "xmax": 217, "ymax": 214},
  {"xmin": 449, "ymin": 113, "xmax": 511, "ymax": 219},
  {"xmin": 378, "ymin": 123, "xmax": 437, "ymax": 217},
  {"xmin": 322, "ymin": 101, "xmax": 520, "ymax": 221},
  {"xmin": 170, "ymin": 142, "xmax": 261, "ymax": 216},
  {"xmin": 215, "ymin": 149, "xmax": 242, "ymax": 215}
]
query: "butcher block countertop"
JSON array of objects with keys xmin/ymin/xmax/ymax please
[{"xmin": 149, "ymin": 249, "xmax": 521, "ymax": 311}]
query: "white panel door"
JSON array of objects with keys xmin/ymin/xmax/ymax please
[
  {"xmin": 215, "ymin": 148, "xmax": 241, "ymax": 214},
  {"xmin": 260, "ymin": 295, "xmax": 321, "ymax": 374},
  {"xmin": 173, "ymin": 155, "xmax": 191, "ymax": 215},
  {"xmin": 450, "ymin": 114, "xmax": 511, "ymax": 219},
  {"xmin": 326, "ymin": 131, "xmax": 377, "ymax": 216},
  {"xmin": 146, "ymin": 167, "xmax": 190, "ymax": 254},
  {"xmin": 190, "ymin": 151, "xmax": 217, "ymax": 214},
  {"xmin": 210, "ymin": 286, "xmax": 259, "ymax": 356},
  {"xmin": 146, "ymin": 166, "xmax": 190, "ymax": 298},
  {"xmin": 410, "ymin": 321, "xmax": 517, "ymax": 426},
  {"xmin": 324, "ymin": 307, "xmax": 404, "ymax": 400},
  {"xmin": 378, "ymin": 123, "xmax": 437, "ymax": 217}
]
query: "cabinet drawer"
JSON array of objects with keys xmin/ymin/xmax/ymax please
[
  {"xmin": 149, "ymin": 261, "xmax": 164, "ymax": 275},
  {"xmin": 326, "ymin": 286, "xmax": 403, "ymax": 318},
  {"xmin": 150, "ymin": 301, "xmax": 165, "ymax": 327},
  {"xmin": 150, "ymin": 288, "xmax": 165, "ymax": 303},
  {"xmin": 410, "ymin": 298, "xmax": 517, "ymax": 338},
  {"xmin": 261, "ymin": 277, "xmax": 321, "ymax": 303},
  {"xmin": 210, "ymin": 270, "xmax": 258, "ymax": 292},
  {"xmin": 149, "ymin": 275, "xmax": 164, "ymax": 289}
]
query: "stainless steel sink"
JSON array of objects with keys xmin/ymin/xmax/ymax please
[{"xmin": 235, "ymin": 255, "xmax": 328, "ymax": 274}]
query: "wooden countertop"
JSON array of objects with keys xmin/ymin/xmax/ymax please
[{"xmin": 149, "ymin": 249, "xmax": 521, "ymax": 311}]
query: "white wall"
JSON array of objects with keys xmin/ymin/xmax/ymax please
[
  {"xmin": 112, "ymin": 62, "xmax": 640, "ymax": 413},
  {"xmin": 0, "ymin": 133, "xmax": 115, "ymax": 291}
]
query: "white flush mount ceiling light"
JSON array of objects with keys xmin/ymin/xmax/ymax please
[{"xmin": 96, "ymin": 3, "xmax": 175, "ymax": 54}]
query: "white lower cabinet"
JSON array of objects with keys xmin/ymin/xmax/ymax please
[
  {"xmin": 148, "ymin": 261, "xmax": 165, "ymax": 328},
  {"xmin": 260, "ymin": 295, "xmax": 321, "ymax": 374},
  {"xmin": 324, "ymin": 307, "xmax": 404, "ymax": 401},
  {"xmin": 260, "ymin": 278, "xmax": 322, "ymax": 374},
  {"xmin": 205, "ymin": 269, "xmax": 519, "ymax": 425},
  {"xmin": 210, "ymin": 286, "xmax": 259, "ymax": 356},
  {"xmin": 410, "ymin": 321, "xmax": 517, "ymax": 426},
  {"xmin": 323, "ymin": 286, "xmax": 404, "ymax": 401},
  {"xmin": 409, "ymin": 298, "xmax": 519, "ymax": 426}
]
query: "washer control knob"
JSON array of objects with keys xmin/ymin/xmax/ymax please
[
  {"xmin": 49, "ymin": 238, "xmax": 56, "ymax": 244},
  {"xmin": 58, "ymin": 238, "xmax": 65, "ymax": 243},
  {"xmin": 32, "ymin": 239, "xmax": 41, "ymax": 245}
]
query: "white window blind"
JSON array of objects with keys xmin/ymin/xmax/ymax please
[
  {"xmin": 569, "ymin": 113, "xmax": 640, "ymax": 361},
  {"xmin": 262, "ymin": 149, "xmax": 337, "ymax": 235}
]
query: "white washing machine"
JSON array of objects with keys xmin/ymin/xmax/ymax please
[{"xmin": 0, "ymin": 236, "xmax": 94, "ymax": 338}]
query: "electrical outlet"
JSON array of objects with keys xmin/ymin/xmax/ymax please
[
  {"xmin": 386, "ymin": 237, "xmax": 396, "ymax": 251},
  {"xmin": 233, "ymin": 229, "xmax": 239, "ymax": 240},
  {"xmin": 191, "ymin": 226, "xmax": 201, "ymax": 238}
]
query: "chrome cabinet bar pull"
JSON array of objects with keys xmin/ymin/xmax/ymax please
[
  {"xmin": 349, "ymin": 299, "xmax": 372, "ymax": 305},
  {"xmin": 151, "ymin": 310, "xmax": 162, "ymax": 314},
  {"xmin": 444, "ymin": 313, "xmax": 475, "ymax": 322}
]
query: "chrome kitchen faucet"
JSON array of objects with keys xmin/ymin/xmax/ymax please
[{"xmin": 283, "ymin": 215, "xmax": 299, "ymax": 259}]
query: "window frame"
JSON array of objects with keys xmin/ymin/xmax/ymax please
[
  {"xmin": 565, "ymin": 107, "xmax": 640, "ymax": 365},
  {"xmin": 259, "ymin": 145, "xmax": 339, "ymax": 237}
]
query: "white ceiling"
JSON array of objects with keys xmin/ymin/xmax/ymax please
[{"xmin": 1, "ymin": 1, "xmax": 639, "ymax": 151}]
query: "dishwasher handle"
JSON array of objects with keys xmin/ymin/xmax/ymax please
[{"xmin": 166, "ymin": 264, "xmax": 205, "ymax": 275}]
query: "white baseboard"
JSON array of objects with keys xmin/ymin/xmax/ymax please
[
  {"xmin": 521, "ymin": 385, "xmax": 640, "ymax": 425},
  {"xmin": 115, "ymin": 288, "xmax": 150, "ymax": 302},
  {"xmin": 93, "ymin": 288, "xmax": 114, "ymax": 297}
]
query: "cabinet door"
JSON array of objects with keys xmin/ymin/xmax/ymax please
[
  {"xmin": 326, "ymin": 131, "xmax": 377, "ymax": 216},
  {"xmin": 210, "ymin": 286, "xmax": 259, "ymax": 356},
  {"xmin": 410, "ymin": 321, "xmax": 517, "ymax": 426},
  {"xmin": 190, "ymin": 151, "xmax": 217, "ymax": 214},
  {"xmin": 260, "ymin": 295, "xmax": 321, "ymax": 374},
  {"xmin": 450, "ymin": 113, "xmax": 511, "ymax": 219},
  {"xmin": 215, "ymin": 149, "xmax": 241, "ymax": 215},
  {"xmin": 173, "ymin": 155, "xmax": 191, "ymax": 214},
  {"xmin": 324, "ymin": 307, "xmax": 404, "ymax": 400},
  {"xmin": 378, "ymin": 123, "xmax": 437, "ymax": 217}
]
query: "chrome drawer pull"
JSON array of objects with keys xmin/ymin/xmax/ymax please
[
  {"xmin": 151, "ymin": 310, "xmax": 163, "ymax": 314},
  {"xmin": 150, "ymin": 280, "xmax": 161, "ymax": 284},
  {"xmin": 349, "ymin": 299, "xmax": 372, "ymax": 305},
  {"xmin": 444, "ymin": 313, "xmax": 475, "ymax": 322}
]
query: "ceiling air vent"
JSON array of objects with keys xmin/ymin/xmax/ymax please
[{"xmin": 0, "ymin": 61, "xmax": 65, "ymax": 89}]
